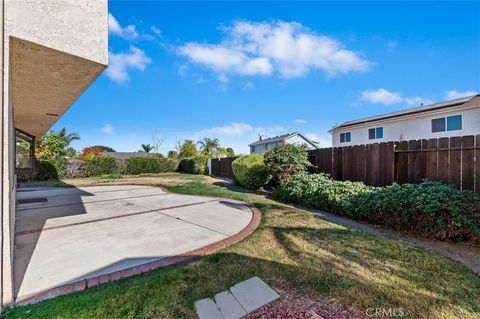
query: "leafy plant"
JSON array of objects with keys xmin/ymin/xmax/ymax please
[
  {"xmin": 275, "ymin": 174, "xmax": 480, "ymax": 242},
  {"xmin": 80, "ymin": 156, "xmax": 117, "ymax": 177},
  {"xmin": 232, "ymin": 154, "xmax": 271, "ymax": 189},
  {"xmin": 35, "ymin": 128, "xmax": 79, "ymax": 160},
  {"xmin": 177, "ymin": 140, "xmax": 198, "ymax": 159},
  {"xmin": 125, "ymin": 155, "xmax": 176, "ymax": 175},
  {"xmin": 264, "ymin": 143, "xmax": 312, "ymax": 185},
  {"xmin": 81, "ymin": 146, "xmax": 104, "ymax": 158},
  {"xmin": 35, "ymin": 159, "xmax": 67, "ymax": 180}
]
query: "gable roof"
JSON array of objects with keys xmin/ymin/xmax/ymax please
[
  {"xmin": 331, "ymin": 94, "xmax": 480, "ymax": 132},
  {"xmin": 248, "ymin": 132, "xmax": 318, "ymax": 148}
]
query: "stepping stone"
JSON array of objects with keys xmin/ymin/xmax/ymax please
[
  {"xmin": 195, "ymin": 298, "xmax": 224, "ymax": 319},
  {"xmin": 214, "ymin": 290, "xmax": 247, "ymax": 319},
  {"xmin": 229, "ymin": 276, "xmax": 280, "ymax": 313}
]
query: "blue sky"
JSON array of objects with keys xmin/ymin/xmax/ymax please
[{"xmin": 53, "ymin": 1, "xmax": 480, "ymax": 154}]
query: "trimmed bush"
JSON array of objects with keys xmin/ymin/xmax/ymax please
[
  {"xmin": 264, "ymin": 144, "xmax": 311, "ymax": 185},
  {"xmin": 274, "ymin": 173, "xmax": 372, "ymax": 215},
  {"xmin": 360, "ymin": 181, "xmax": 480, "ymax": 241},
  {"xmin": 35, "ymin": 159, "xmax": 66, "ymax": 180},
  {"xmin": 179, "ymin": 158, "xmax": 197, "ymax": 174},
  {"xmin": 178, "ymin": 156, "xmax": 208, "ymax": 174},
  {"xmin": 274, "ymin": 174, "xmax": 480, "ymax": 242},
  {"xmin": 232, "ymin": 154, "xmax": 271, "ymax": 189},
  {"xmin": 126, "ymin": 155, "xmax": 176, "ymax": 175},
  {"xmin": 81, "ymin": 156, "xmax": 117, "ymax": 177}
]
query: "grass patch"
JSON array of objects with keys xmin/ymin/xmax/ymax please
[{"xmin": 5, "ymin": 173, "xmax": 480, "ymax": 319}]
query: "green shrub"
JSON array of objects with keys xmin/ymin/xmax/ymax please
[
  {"xmin": 274, "ymin": 174, "xmax": 480, "ymax": 242},
  {"xmin": 197, "ymin": 165, "xmax": 208, "ymax": 175},
  {"xmin": 264, "ymin": 144, "xmax": 311, "ymax": 186},
  {"xmin": 359, "ymin": 181, "xmax": 480, "ymax": 241},
  {"xmin": 179, "ymin": 158, "xmax": 197, "ymax": 174},
  {"xmin": 35, "ymin": 159, "xmax": 66, "ymax": 180},
  {"xmin": 81, "ymin": 156, "xmax": 116, "ymax": 177},
  {"xmin": 274, "ymin": 173, "xmax": 372, "ymax": 215},
  {"xmin": 232, "ymin": 154, "xmax": 271, "ymax": 189},
  {"xmin": 125, "ymin": 155, "xmax": 176, "ymax": 175}
]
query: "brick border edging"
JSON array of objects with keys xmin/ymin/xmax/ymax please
[{"xmin": 15, "ymin": 204, "xmax": 261, "ymax": 306}]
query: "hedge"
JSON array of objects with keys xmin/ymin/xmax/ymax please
[
  {"xmin": 178, "ymin": 156, "xmax": 208, "ymax": 174},
  {"xmin": 232, "ymin": 154, "xmax": 270, "ymax": 189},
  {"xmin": 274, "ymin": 173, "xmax": 480, "ymax": 242},
  {"xmin": 125, "ymin": 156, "xmax": 177, "ymax": 175},
  {"xmin": 81, "ymin": 156, "xmax": 117, "ymax": 177},
  {"xmin": 35, "ymin": 159, "xmax": 67, "ymax": 180}
]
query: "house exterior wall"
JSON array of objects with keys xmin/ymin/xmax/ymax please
[
  {"xmin": 332, "ymin": 105, "xmax": 480, "ymax": 147},
  {"xmin": 285, "ymin": 135, "xmax": 317, "ymax": 150},
  {"xmin": 250, "ymin": 135, "xmax": 318, "ymax": 154},
  {"xmin": 1, "ymin": 0, "xmax": 108, "ymax": 310}
]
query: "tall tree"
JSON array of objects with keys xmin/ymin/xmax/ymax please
[
  {"xmin": 177, "ymin": 140, "xmax": 197, "ymax": 158},
  {"xmin": 35, "ymin": 128, "xmax": 79, "ymax": 160},
  {"xmin": 197, "ymin": 138, "xmax": 220, "ymax": 157}
]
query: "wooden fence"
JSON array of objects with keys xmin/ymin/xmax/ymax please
[
  {"xmin": 210, "ymin": 157, "xmax": 238, "ymax": 180},
  {"xmin": 308, "ymin": 134, "xmax": 480, "ymax": 192}
]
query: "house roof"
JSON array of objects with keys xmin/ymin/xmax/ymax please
[
  {"xmin": 248, "ymin": 132, "xmax": 318, "ymax": 148},
  {"xmin": 331, "ymin": 94, "xmax": 480, "ymax": 132},
  {"xmin": 103, "ymin": 152, "xmax": 158, "ymax": 160}
]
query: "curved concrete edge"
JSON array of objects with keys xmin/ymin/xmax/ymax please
[{"xmin": 15, "ymin": 203, "xmax": 261, "ymax": 306}]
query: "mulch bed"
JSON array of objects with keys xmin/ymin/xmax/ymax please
[{"xmin": 244, "ymin": 292, "xmax": 356, "ymax": 319}]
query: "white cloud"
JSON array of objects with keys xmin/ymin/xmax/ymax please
[
  {"xmin": 361, "ymin": 88, "xmax": 403, "ymax": 105},
  {"xmin": 305, "ymin": 133, "xmax": 331, "ymax": 148},
  {"xmin": 178, "ymin": 20, "xmax": 371, "ymax": 81},
  {"xmin": 404, "ymin": 96, "xmax": 433, "ymax": 106},
  {"xmin": 294, "ymin": 119, "xmax": 307, "ymax": 124},
  {"xmin": 101, "ymin": 124, "xmax": 113, "ymax": 134},
  {"xmin": 360, "ymin": 88, "xmax": 435, "ymax": 107},
  {"xmin": 445, "ymin": 90, "xmax": 479, "ymax": 100},
  {"xmin": 198, "ymin": 123, "xmax": 253, "ymax": 137},
  {"xmin": 106, "ymin": 46, "xmax": 151, "ymax": 84},
  {"xmin": 108, "ymin": 13, "xmax": 139, "ymax": 40},
  {"xmin": 243, "ymin": 81, "xmax": 255, "ymax": 90},
  {"xmin": 150, "ymin": 25, "xmax": 162, "ymax": 37}
]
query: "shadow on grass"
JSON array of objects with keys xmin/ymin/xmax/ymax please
[{"xmin": 4, "ymin": 221, "xmax": 480, "ymax": 319}]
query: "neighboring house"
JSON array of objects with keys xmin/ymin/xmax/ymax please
[
  {"xmin": 0, "ymin": 0, "xmax": 107, "ymax": 309},
  {"xmin": 249, "ymin": 132, "xmax": 319, "ymax": 154},
  {"xmin": 330, "ymin": 95, "xmax": 480, "ymax": 147}
]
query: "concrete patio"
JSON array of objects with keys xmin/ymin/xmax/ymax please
[{"xmin": 14, "ymin": 185, "xmax": 253, "ymax": 302}]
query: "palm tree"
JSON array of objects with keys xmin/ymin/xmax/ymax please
[
  {"xmin": 197, "ymin": 138, "xmax": 220, "ymax": 156},
  {"xmin": 140, "ymin": 144, "xmax": 154, "ymax": 153},
  {"xmin": 57, "ymin": 127, "xmax": 80, "ymax": 145}
]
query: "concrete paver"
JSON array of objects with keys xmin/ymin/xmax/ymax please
[
  {"xmin": 230, "ymin": 277, "xmax": 280, "ymax": 313},
  {"xmin": 215, "ymin": 290, "xmax": 247, "ymax": 319},
  {"xmin": 14, "ymin": 185, "xmax": 252, "ymax": 301},
  {"xmin": 195, "ymin": 298, "xmax": 224, "ymax": 319}
]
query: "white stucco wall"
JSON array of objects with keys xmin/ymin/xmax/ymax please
[
  {"xmin": 4, "ymin": 0, "xmax": 108, "ymax": 65},
  {"xmin": 1, "ymin": 0, "xmax": 108, "ymax": 309},
  {"xmin": 332, "ymin": 105, "xmax": 480, "ymax": 147},
  {"xmin": 250, "ymin": 134, "xmax": 318, "ymax": 154}
]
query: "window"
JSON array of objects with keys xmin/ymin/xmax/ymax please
[
  {"xmin": 447, "ymin": 115, "xmax": 462, "ymax": 131},
  {"xmin": 340, "ymin": 132, "xmax": 351, "ymax": 143},
  {"xmin": 432, "ymin": 115, "xmax": 462, "ymax": 133},
  {"xmin": 432, "ymin": 118, "xmax": 446, "ymax": 132},
  {"xmin": 369, "ymin": 127, "xmax": 383, "ymax": 140}
]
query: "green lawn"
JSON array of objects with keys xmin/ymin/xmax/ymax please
[{"xmin": 4, "ymin": 173, "xmax": 480, "ymax": 319}]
